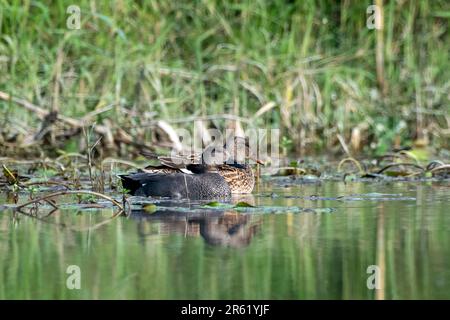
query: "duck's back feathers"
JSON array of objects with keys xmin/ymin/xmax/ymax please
[{"xmin": 133, "ymin": 139, "xmax": 258, "ymax": 197}]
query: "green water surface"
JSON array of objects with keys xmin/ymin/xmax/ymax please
[{"xmin": 0, "ymin": 180, "xmax": 449, "ymax": 299}]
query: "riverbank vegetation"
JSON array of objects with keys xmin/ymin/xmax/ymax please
[{"xmin": 0, "ymin": 1, "xmax": 449, "ymax": 160}]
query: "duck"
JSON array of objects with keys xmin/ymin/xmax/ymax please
[{"xmin": 119, "ymin": 137, "xmax": 263, "ymax": 199}]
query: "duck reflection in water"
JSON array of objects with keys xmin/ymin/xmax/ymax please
[{"xmin": 134, "ymin": 210, "xmax": 261, "ymax": 248}]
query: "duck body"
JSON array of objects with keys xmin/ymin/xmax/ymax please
[
  {"xmin": 141, "ymin": 162, "xmax": 255, "ymax": 194},
  {"xmin": 120, "ymin": 136, "xmax": 259, "ymax": 199},
  {"xmin": 120, "ymin": 172, "xmax": 231, "ymax": 200}
]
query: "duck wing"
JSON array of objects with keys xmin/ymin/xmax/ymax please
[
  {"xmin": 140, "ymin": 150, "xmax": 202, "ymax": 173},
  {"xmin": 141, "ymin": 165, "xmax": 182, "ymax": 174}
]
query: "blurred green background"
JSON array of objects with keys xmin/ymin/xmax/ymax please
[{"xmin": 0, "ymin": 0, "xmax": 449, "ymax": 157}]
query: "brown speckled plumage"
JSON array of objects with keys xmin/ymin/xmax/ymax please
[{"xmin": 215, "ymin": 164, "xmax": 255, "ymax": 194}]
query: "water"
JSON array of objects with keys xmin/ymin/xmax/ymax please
[{"xmin": 0, "ymin": 179, "xmax": 449, "ymax": 299}]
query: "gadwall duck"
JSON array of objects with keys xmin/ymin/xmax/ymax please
[{"xmin": 120, "ymin": 137, "xmax": 262, "ymax": 199}]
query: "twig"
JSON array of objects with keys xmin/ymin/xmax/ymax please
[
  {"xmin": 44, "ymin": 199, "xmax": 59, "ymax": 210},
  {"xmin": 101, "ymin": 158, "xmax": 142, "ymax": 170},
  {"xmin": 15, "ymin": 190, "xmax": 125, "ymax": 212},
  {"xmin": 73, "ymin": 210, "xmax": 124, "ymax": 231},
  {"xmin": 16, "ymin": 206, "xmax": 124, "ymax": 232},
  {"xmin": 336, "ymin": 134, "xmax": 352, "ymax": 157},
  {"xmin": 81, "ymin": 104, "xmax": 115, "ymax": 121},
  {"xmin": 23, "ymin": 180, "xmax": 73, "ymax": 189},
  {"xmin": 426, "ymin": 160, "xmax": 446, "ymax": 171},
  {"xmin": 338, "ymin": 157, "xmax": 365, "ymax": 175},
  {"xmin": 55, "ymin": 153, "xmax": 88, "ymax": 162},
  {"xmin": 2, "ymin": 157, "xmax": 65, "ymax": 173},
  {"xmin": 120, "ymin": 114, "xmax": 252, "ymax": 130},
  {"xmin": 429, "ymin": 164, "xmax": 450, "ymax": 175},
  {"xmin": 377, "ymin": 163, "xmax": 425, "ymax": 174},
  {"xmin": 0, "ymin": 90, "xmax": 111, "ymax": 141},
  {"xmin": 122, "ymin": 194, "xmax": 132, "ymax": 216}
]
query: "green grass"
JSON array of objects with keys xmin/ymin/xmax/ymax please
[{"xmin": 0, "ymin": 0, "xmax": 449, "ymax": 156}]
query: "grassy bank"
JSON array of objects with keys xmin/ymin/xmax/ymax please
[{"xmin": 0, "ymin": 0, "xmax": 449, "ymax": 158}]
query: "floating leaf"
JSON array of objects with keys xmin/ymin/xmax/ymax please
[
  {"xmin": 274, "ymin": 167, "xmax": 306, "ymax": 176},
  {"xmin": 406, "ymin": 148, "xmax": 429, "ymax": 162},
  {"xmin": 234, "ymin": 202, "xmax": 255, "ymax": 208},
  {"xmin": 289, "ymin": 161, "xmax": 298, "ymax": 168},
  {"xmin": 204, "ymin": 201, "xmax": 220, "ymax": 207},
  {"xmin": 142, "ymin": 204, "xmax": 157, "ymax": 213},
  {"xmin": 202, "ymin": 201, "xmax": 231, "ymax": 209}
]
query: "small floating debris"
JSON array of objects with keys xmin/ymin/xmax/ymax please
[
  {"xmin": 337, "ymin": 193, "xmax": 416, "ymax": 201},
  {"xmin": 133, "ymin": 200, "xmax": 336, "ymax": 215},
  {"xmin": 201, "ymin": 202, "xmax": 336, "ymax": 214},
  {"xmin": 201, "ymin": 201, "xmax": 255, "ymax": 209},
  {"xmin": 142, "ymin": 203, "xmax": 158, "ymax": 213}
]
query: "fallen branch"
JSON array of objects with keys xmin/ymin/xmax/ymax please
[
  {"xmin": 23, "ymin": 180, "xmax": 73, "ymax": 189},
  {"xmin": 429, "ymin": 164, "xmax": 450, "ymax": 175},
  {"xmin": 55, "ymin": 153, "xmax": 88, "ymax": 162},
  {"xmin": 16, "ymin": 206, "xmax": 124, "ymax": 232},
  {"xmin": 338, "ymin": 157, "xmax": 365, "ymax": 175},
  {"xmin": 426, "ymin": 160, "xmax": 446, "ymax": 171},
  {"xmin": 101, "ymin": 158, "xmax": 142, "ymax": 170},
  {"xmin": 377, "ymin": 162, "xmax": 425, "ymax": 175},
  {"xmin": 15, "ymin": 190, "xmax": 126, "ymax": 214},
  {"xmin": 0, "ymin": 90, "xmax": 113, "ymax": 146}
]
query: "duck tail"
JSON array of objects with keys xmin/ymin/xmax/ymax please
[{"xmin": 118, "ymin": 174, "xmax": 142, "ymax": 195}]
